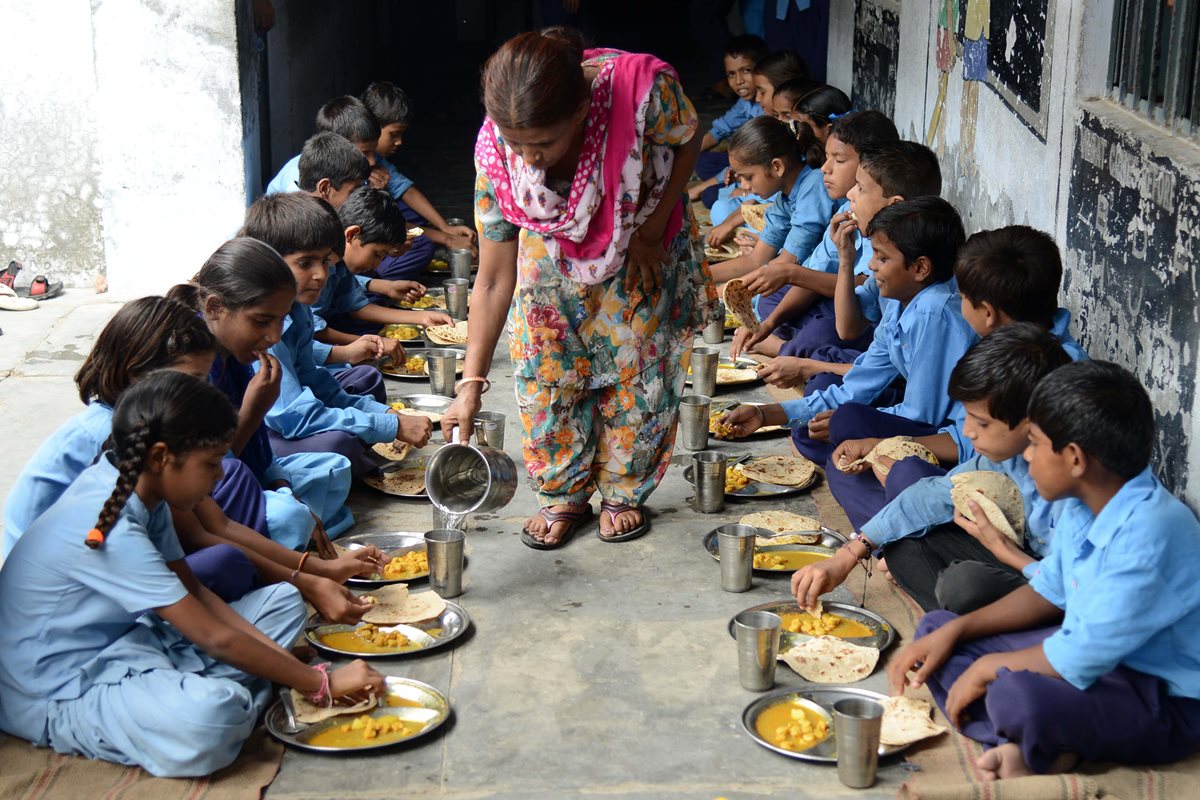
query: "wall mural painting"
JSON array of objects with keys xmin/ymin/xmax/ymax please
[
  {"xmin": 852, "ymin": 0, "xmax": 900, "ymax": 120},
  {"xmin": 927, "ymin": 0, "xmax": 1053, "ymax": 167}
]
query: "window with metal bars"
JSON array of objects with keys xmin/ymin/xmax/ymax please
[{"xmin": 1109, "ymin": 0, "xmax": 1200, "ymax": 140}]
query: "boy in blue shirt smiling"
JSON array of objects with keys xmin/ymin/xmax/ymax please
[
  {"xmin": 792, "ymin": 324, "xmax": 1073, "ymax": 614},
  {"xmin": 889, "ymin": 361, "xmax": 1200, "ymax": 780},
  {"xmin": 721, "ymin": 197, "xmax": 978, "ymax": 466}
]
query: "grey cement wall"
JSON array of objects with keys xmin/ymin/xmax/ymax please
[
  {"xmin": 831, "ymin": 0, "xmax": 1200, "ymax": 507},
  {"xmin": 0, "ymin": 0, "xmax": 252, "ymax": 296}
]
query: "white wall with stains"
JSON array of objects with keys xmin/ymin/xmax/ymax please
[
  {"xmin": 0, "ymin": 0, "xmax": 250, "ymax": 296},
  {"xmin": 832, "ymin": 0, "xmax": 1200, "ymax": 507}
]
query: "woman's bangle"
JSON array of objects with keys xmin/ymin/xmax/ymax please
[
  {"xmin": 297, "ymin": 551, "xmax": 311, "ymax": 573},
  {"xmin": 306, "ymin": 663, "xmax": 332, "ymax": 706},
  {"xmin": 455, "ymin": 376, "xmax": 491, "ymax": 394}
]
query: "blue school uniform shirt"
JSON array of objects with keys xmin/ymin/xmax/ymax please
[
  {"xmin": 309, "ymin": 262, "xmax": 372, "ymax": 365},
  {"xmin": 709, "ymin": 98, "xmax": 764, "ymax": 142},
  {"xmin": 2, "ymin": 402, "xmax": 113, "ymax": 558},
  {"xmin": 1027, "ymin": 468, "xmax": 1200, "ymax": 699},
  {"xmin": 209, "ymin": 355, "xmax": 289, "ymax": 487},
  {"xmin": 0, "ymin": 457, "xmax": 189, "ymax": 745},
  {"xmin": 263, "ymin": 302, "xmax": 398, "ymax": 444},
  {"xmin": 779, "ymin": 281, "xmax": 979, "ymax": 426},
  {"xmin": 939, "ymin": 308, "xmax": 1090, "ymax": 464},
  {"xmin": 265, "ymin": 154, "xmax": 414, "ymax": 199},
  {"xmin": 799, "ymin": 200, "xmax": 883, "ymax": 324},
  {"xmin": 758, "ymin": 167, "xmax": 835, "ymax": 264},
  {"xmin": 861, "ymin": 452, "xmax": 1062, "ymax": 557}
]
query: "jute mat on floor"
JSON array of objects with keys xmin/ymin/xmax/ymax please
[
  {"xmin": 0, "ymin": 728, "xmax": 283, "ymax": 800},
  {"xmin": 762, "ymin": 380, "xmax": 1200, "ymax": 799}
]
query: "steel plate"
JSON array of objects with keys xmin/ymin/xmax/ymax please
[
  {"xmin": 305, "ymin": 599, "xmax": 471, "ymax": 659},
  {"xmin": 741, "ymin": 686, "xmax": 909, "ymax": 763},
  {"xmin": 726, "ymin": 600, "xmax": 895, "ymax": 651}
]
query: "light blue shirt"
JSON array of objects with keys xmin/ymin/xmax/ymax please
[
  {"xmin": 0, "ymin": 457, "xmax": 188, "ymax": 745},
  {"xmin": 265, "ymin": 154, "xmax": 414, "ymax": 200},
  {"xmin": 861, "ymin": 453, "xmax": 1063, "ymax": 557},
  {"xmin": 796, "ymin": 200, "xmax": 882, "ymax": 324},
  {"xmin": 310, "ymin": 263, "xmax": 372, "ymax": 365},
  {"xmin": 780, "ymin": 281, "xmax": 979, "ymax": 426},
  {"xmin": 709, "ymin": 98, "xmax": 764, "ymax": 142},
  {"xmin": 2, "ymin": 402, "xmax": 112, "ymax": 558},
  {"xmin": 1028, "ymin": 468, "xmax": 1200, "ymax": 699},
  {"xmin": 262, "ymin": 302, "xmax": 398, "ymax": 444},
  {"xmin": 759, "ymin": 167, "xmax": 835, "ymax": 264},
  {"xmin": 939, "ymin": 308, "xmax": 1090, "ymax": 464}
]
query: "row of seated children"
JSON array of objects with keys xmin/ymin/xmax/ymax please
[
  {"xmin": 267, "ymin": 84, "xmax": 477, "ymax": 284},
  {"xmin": 701, "ymin": 87, "xmax": 1200, "ymax": 780},
  {"xmin": 0, "ymin": 178, "xmax": 466, "ymax": 774}
]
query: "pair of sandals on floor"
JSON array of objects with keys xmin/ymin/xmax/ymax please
[{"xmin": 521, "ymin": 500, "xmax": 648, "ymax": 549}]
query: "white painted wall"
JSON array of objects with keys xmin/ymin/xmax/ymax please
[{"xmin": 0, "ymin": 0, "xmax": 251, "ymax": 297}]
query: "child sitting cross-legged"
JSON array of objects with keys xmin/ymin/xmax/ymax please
[
  {"xmin": 240, "ymin": 192, "xmax": 431, "ymax": 477},
  {"xmin": 705, "ymin": 116, "xmax": 832, "ymax": 288},
  {"xmin": 0, "ymin": 371, "xmax": 386, "ymax": 777},
  {"xmin": 745, "ymin": 139, "xmax": 944, "ymax": 385},
  {"xmin": 830, "ymin": 225, "xmax": 1090, "ymax": 526},
  {"xmin": 311, "ymin": 186, "xmax": 452, "ymax": 350},
  {"xmin": 690, "ymin": 34, "xmax": 769, "ymax": 206},
  {"xmin": 720, "ymin": 196, "xmax": 978, "ymax": 466},
  {"xmin": 792, "ymin": 323, "xmax": 1073, "ymax": 615},
  {"xmin": 728, "ymin": 110, "xmax": 900, "ymax": 359},
  {"xmin": 888, "ymin": 360, "xmax": 1200, "ymax": 781}
]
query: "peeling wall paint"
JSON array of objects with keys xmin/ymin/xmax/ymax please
[{"xmin": 833, "ymin": 1, "xmax": 1200, "ymax": 507}]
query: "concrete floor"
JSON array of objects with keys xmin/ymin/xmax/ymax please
[{"xmin": 1, "ymin": 295, "xmax": 906, "ymax": 799}]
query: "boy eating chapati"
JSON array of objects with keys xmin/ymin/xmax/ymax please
[
  {"xmin": 888, "ymin": 361, "xmax": 1200, "ymax": 781},
  {"xmin": 792, "ymin": 324, "xmax": 1071, "ymax": 614}
]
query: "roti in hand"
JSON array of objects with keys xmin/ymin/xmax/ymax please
[
  {"xmin": 289, "ymin": 690, "xmax": 376, "ymax": 724},
  {"xmin": 372, "ymin": 441, "xmax": 412, "ymax": 462},
  {"xmin": 721, "ymin": 279, "xmax": 760, "ymax": 333},
  {"xmin": 840, "ymin": 436, "xmax": 938, "ymax": 476},
  {"xmin": 879, "ymin": 696, "xmax": 947, "ymax": 746},
  {"xmin": 779, "ymin": 636, "xmax": 879, "ymax": 683},
  {"xmin": 361, "ymin": 584, "xmax": 447, "ymax": 624},
  {"xmin": 950, "ymin": 471, "xmax": 1025, "ymax": 545}
]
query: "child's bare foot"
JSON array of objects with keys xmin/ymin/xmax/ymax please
[
  {"xmin": 977, "ymin": 743, "xmax": 1078, "ymax": 781},
  {"xmin": 749, "ymin": 334, "xmax": 784, "ymax": 357},
  {"xmin": 875, "ymin": 556, "xmax": 897, "ymax": 585}
]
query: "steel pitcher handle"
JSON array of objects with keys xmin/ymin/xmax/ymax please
[{"xmin": 451, "ymin": 425, "xmax": 462, "ymax": 445}]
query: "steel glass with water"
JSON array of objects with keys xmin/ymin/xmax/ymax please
[
  {"xmin": 449, "ymin": 248, "xmax": 472, "ymax": 281},
  {"xmin": 834, "ymin": 697, "xmax": 884, "ymax": 788},
  {"xmin": 444, "ymin": 278, "xmax": 469, "ymax": 321},
  {"xmin": 716, "ymin": 523, "xmax": 755, "ymax": 591},
  {"xmin": 678, "ymin": 394, "xmax": 710, "ymax": 451},
  {"xmin": 691, "ymin": 450, "xmax": 726, "ymax": 513},
  {"xmin": 426, "ymin": 349, "xmax": 459, "ymax": 397},
  {"xmin": 424, "ymin": 528, "xmax": 465, "ymax": 598},
  {"xmin": 474, "ymin": 410, "xmax": 506, "ymax": 450},
  {"xmin": 690, "ymin": 345, "xmax": 719, "ymax": 397}
]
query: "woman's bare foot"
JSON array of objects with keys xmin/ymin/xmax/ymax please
[{"xmin": 524, "ymin": 504, "xmax": 589, "ymax": 546}]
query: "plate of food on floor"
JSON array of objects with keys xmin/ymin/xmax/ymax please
[
  {"xmin": 685, "ymin": 356, "xmax": 764, "ymax": 389},
  {"xmin": 685, "ymin": 455, "xmax": 818, "ymax": 497},
  {"xmin": 395, "ymin": 286, "xmax": 447, "ymax": 311},
  {"xmin": 265, "ymin": 676, "xmax": 451, "ymax": 753},
  {"xmin": 305, "ymin": 584, "xmax": 471, "ymax": 659},
  {"xmin": 379, "ymin": 350, "xmax": 465, "ymax": 380},
  {"xmin": 361, "ymin": 452, "xmax": 429, "ymax": 498},
  {"xmin": 727, "ymin": 599, "xmax": 894, "ymax": 651},
  {"xmin": 702, "ymin": 512, "xmax": 847, "ymax": 571},
  {"xmin": 423, "ymin": 320, "xmax": 469, "ymax": 347},
  {"xmin": 740, "ymin": 686, "xmax": 944, "ymax": 763},
  {"xmin": 379, "ymin": 322, "xmax": 425, "ymax": 344},
  {"xmin": 334, "ymin": 532, "xmax": 433, "ymax": 587}
]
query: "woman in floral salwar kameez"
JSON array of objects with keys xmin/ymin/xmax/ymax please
[{"xmin": 442, "ymin": 29, "xmax": 716, "ymax": 547}]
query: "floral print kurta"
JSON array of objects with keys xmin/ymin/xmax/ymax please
[{"xmin": 475, "ymin": 66, "xmax": 717, "ymax": 506}]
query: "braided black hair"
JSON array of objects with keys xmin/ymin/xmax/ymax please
[{"xmin": 86, "ymin": 371, "xmax": 237, "ymax": 548}]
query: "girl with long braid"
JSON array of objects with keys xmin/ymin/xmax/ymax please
[{"xmin": 0, "ymin": 371, "xmax": 385, "ymax": 776}]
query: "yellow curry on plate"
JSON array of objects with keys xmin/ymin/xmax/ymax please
[{"xmin": 755, "ymin": 701, "xmax": 830, "ymax": 752}]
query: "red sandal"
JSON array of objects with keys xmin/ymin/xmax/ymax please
[{"xmin": 1, "ymin": 261, "xmax": 64, "ymax": 301}]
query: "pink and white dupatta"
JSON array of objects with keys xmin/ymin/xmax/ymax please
[{"xmin": 474, "ymin": 48, "xmax": 685, "ymax": 285}]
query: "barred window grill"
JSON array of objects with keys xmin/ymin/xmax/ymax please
[{"xmin": 1109, "ymin": 0, "xmax": 1200, "ymax": 141}]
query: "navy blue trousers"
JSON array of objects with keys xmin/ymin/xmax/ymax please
[
  {"xmin": 918, "ymin": 610, "xmax": 1200, "ymax": 773},
  {"xmin": 184, "ymin": 543, "xmax": 258, "ymax": 603},
  {"xmin": 696, "ymin": 151, "xmax": 730, "ymax": 208}
]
